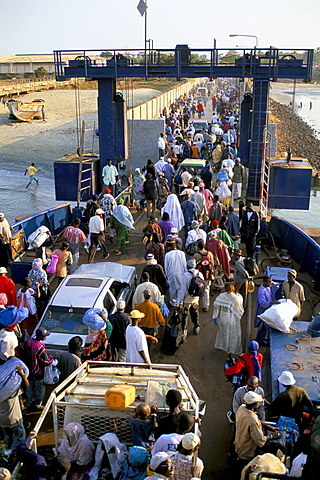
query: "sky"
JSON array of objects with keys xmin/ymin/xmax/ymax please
[{"xmin": 1, "ymin": 0, "xmax": 319, "ymax": 58}]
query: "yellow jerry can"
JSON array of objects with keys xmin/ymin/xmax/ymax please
[{"xmin": 105, "ymin": 384, "xmax": 136, "ymax": 410}]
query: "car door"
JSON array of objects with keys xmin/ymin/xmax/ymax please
[{"xmin": 109, "ymin": 280, "xmax": 132, "ymax": 306}]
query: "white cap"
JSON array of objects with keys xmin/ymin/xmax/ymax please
[
  {"xmin": 244, "ymin": 391, "xmax": 263, "ymax": 404},
  {"xmin": 170, "ymin": 227, "xmax": 178, "ymax": 234},
  {"xmin": 150, "ymin": 452, "xmax": 174, "ymax": 471},
  {"xmin": 182, "ymin": 432, "xmax": 200, "ymax": 450},
  {"xmin": 278, "ymin": 371, "xmax": 296, "ymax": 385},
  {"xmin": 187, "ymin": 258, "xmax": 197, "ymax": 268},
  {"xmin": 0, "ymin": 267, "xmax": 8, "ymax": 274},
  {"xmin": 194, "ymin": 186, "xmax": 199, "ymax": 191},
  {"xmin": 0, "ymin": 213, "xmax": 4, "ymax": 219},
  {"xmin": 116, "ymin": 300, "xmax": 125, "ymax": 310}
]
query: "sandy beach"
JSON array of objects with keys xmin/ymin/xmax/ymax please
[
  {"xmin": 0, "ymin": 87, "xmax": 161, "ymax": 223},
  {"xmin": 0, "ymin": 87, "xmax": 161, "ymax": 162}
]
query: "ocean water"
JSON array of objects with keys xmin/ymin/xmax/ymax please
[{"xmin": 270, "ymin": 86, "xmax": 320, "ymax": 228}]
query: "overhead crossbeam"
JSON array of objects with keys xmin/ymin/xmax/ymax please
[{"xmin": 54, "ymin": 47, "xmax": 313, "ymax": 82}]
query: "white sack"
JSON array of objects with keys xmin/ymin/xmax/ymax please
[{"xmin": 258, "ymin": 298, "xmax": 298, "ymax": 333}]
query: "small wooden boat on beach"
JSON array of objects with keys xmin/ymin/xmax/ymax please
[{"xmin": 7, "ymin": 98, "xmax": 45, "ymax": 121}]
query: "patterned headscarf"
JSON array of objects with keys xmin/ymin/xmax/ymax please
[{"xmin": 28, "ymin": 258, "xmax": 48, "ymax": 290}]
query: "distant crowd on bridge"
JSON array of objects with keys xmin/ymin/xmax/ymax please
[{"xmin": 0, "ymin": 80, "xmax": 318, "ymax": 480}]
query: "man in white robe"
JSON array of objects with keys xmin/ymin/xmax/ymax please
[
  {"xmin": 164, "ymin": 239, "xmax": 187, "ymax": 307},
  {"xmin": 132, "ymin": 272, "xmax": 164, "ymax": 308}
]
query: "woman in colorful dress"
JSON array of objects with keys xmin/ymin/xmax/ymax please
[
  {"xmin": 81, "ymin": 308, "xmax": 113, "ymax": 362},
  {"xmin": 52, "ymin": 242, "xmax": 73, "ymax": 284},
  {"xmin": 110, "ymin": 197, "xmax": 135, "ymax": 256}
]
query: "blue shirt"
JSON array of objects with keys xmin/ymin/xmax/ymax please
[{"xmin": 16, "ymin": 438, "xmax": 47, "ymax": 480}]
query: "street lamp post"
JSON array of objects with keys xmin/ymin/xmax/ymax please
[{"xmin": 229, "ymin": 34, "xmax": 258, "ymax": 48}]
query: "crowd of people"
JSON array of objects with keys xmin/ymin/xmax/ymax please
[{"xmin": 0, "ymin": 81, "xmax": 318, "ymax": 480}]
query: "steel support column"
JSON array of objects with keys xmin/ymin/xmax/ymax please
[
  {"xmin": 246, "ymin": 78, "xmax": 270, "ymax": 204},
  {"xmin": 97, "ymin": 78, "xmax": 116, "ymax": 170},
  {"xmin": 239, "ymin": 93, "xmax": 252, "ymax": 167}
]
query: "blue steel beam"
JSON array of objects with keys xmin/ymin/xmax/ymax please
[
  {"xmin": 54, "ymin": 47, "xmax": 313, "ymax": 202},
  {"xmin": 54, "ymin": 48, "xmax": 314, "ymax": 82}
]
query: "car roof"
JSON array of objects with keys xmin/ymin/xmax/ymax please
[
  {"xmin": 76, "ymin": 262, "xmax": 135, "ymax": 284},
  {"xmin": 193, "ymin": 120, "xmax": 208, "ymax": 124},
  {"xmin": 49, "ymin": 262, "xmax": 136, "ymax": 308},
  {"xmin": 179, "ymin": 159, "xmax": 206, "ymax": 167},
  {"xmin": 50, "ymin": 278, "xmax": 109, "ymax": 307}
]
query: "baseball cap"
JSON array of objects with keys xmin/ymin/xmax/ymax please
[
  {"xmin": 150, "ymin": 452, "xmax": 174, "ymax": 471},
  {"xmin": 146, "ymin": 253, "xmax": 154, "ymax": 260},
  {"xmin": 36, "ymin": 327, "xmax": 50, "ymax": 337},
  {"xmin": 0, "ymin": 213, "xmax": 4, "ymax": 219},
  {"xmin": 143, "ymin": 289, "xmax": 151, "ymax": 298},
  {"xmin": 194, "ymin": 186, "xmax": 199, "ymax": 191},
  {"xmin": 0, "ymin": 267, "xmax": 8, "ymax": 274},
  {"xmin": 96, "ymin": 208, "xmax": 104, "ymax": 215},
  {"xmin": 278, "ymin": 371, "xmax": 296, "ymax": 385},
  {"xmin": 211, "ymin": 220, "xmax": 219, "ymax": 227},
  {"xmin": 182, "ymin": 432, "xmax": 200, "ymax": 450},
  {"xmin": 243, "ymin": 391, "xmax": 263, "ymax": 404},
  {"xmin": 170, "ymin": 227, "xmax": 178, "ymax": 234}
]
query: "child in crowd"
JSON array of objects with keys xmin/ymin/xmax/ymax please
[{"xmin": 129, "ymin": 403, "xmax": 158, "ymax": 449}]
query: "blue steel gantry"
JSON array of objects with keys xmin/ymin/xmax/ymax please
[{"xmin": 54, "ymin": 46, "xmax": 313, "ymax": 204}]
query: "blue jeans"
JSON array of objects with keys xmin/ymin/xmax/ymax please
[
  {"xmin": 1, "ymin": 418, "xmax": 25, "ymax": 450},
  {"xmin": 69, "ymin": 251, "xmax": 79, "ymax": 274},
  {"xmin": 26, "ymin": 377, "xmax": 45, "ymax": 408}
]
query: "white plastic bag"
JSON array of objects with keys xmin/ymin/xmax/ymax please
[
  {"xmin": 258, "ymin": 299, "xmax": 298, "ymax": 333},
  {"xmin": 44, "ymin": 359, "xmax": 60, "ymax": 385}
]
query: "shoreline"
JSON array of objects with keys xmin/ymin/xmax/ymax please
[{"xmin": 269, "ymin": 94, "xmax": 320, "ymax": 172}]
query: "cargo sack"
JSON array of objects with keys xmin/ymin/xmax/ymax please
[
  {"xmin": 161, "ymin": 311, "xmax": 182, "ymax": 355},
  {"xmin": 27, "ymin": 226, "xmax": 50, "ymax": 249},
  {"xmin": 258, "ymin": 299, "xmax": 298, "ymax": 333}
]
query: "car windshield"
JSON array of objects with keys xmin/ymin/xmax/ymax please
[
  {"xmin": 40, "ymin": 306, "xmax": 89, "ymax": 335},
  {"xmin": 177, "ymin": 164, "xmax": 204, "ymax": 177},
  {"xmin": 193, "ymin": 121, "xmax": 208, "ymax": 130}
]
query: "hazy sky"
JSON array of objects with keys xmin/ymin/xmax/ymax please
[{"xmin": 1, "ymin": 0, "xmax": 319, "ymax": 57}]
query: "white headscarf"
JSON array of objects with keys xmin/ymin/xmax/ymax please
[
  {"xmin": 161, "ymin": 194, "xmax": 185, "ymax": 232},
  {"xmin": 112, "ymin": 205, "xmax": 135, "ymax": 229},
  {"xmin": 58, "ymin": 422, "xmax": 95, "ymax": 466}
]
